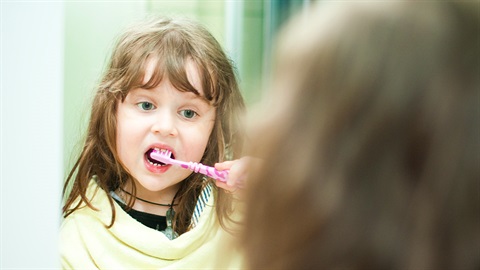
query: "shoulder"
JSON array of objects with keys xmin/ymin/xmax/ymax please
[
  {"xmin": 59, "ymin": 178, "xmax": 116, "ymax": 252},
  {"xmin": 59, "ymin": 210, "xmax": 102, "ymax": 269},
  {"xmin": 64, "ymin": 177, "xmax": 114, "ymax": 220},
  {"xmin": 59, "ymin": 178, "xmax": 120, "ymax": 268}
]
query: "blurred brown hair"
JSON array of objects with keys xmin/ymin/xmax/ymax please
[{"xmin": 243, "ymin": 1, "xmax": 479, "ymax": 269}]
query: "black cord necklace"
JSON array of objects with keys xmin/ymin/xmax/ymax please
[
  {"xmin": 121, "ymin": 188, "xmax": 178, "ymax": 207},
  {"xmin": 121, "ymin": 187, "xmax": 180, "ymax": 240}
]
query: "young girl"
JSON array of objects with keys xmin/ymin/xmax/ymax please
[{"xmin": 60, "ymin": 17, "xmax": 245, "ymax": 268}]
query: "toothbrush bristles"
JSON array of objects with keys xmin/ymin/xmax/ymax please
[{"xmin": 162, "ymin": 150, "xmax": 172, "ymax": 158}]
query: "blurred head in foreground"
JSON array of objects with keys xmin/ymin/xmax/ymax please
[{"xmin": 243, "ymin": 1, "xmax": 479, "ymax": 269}]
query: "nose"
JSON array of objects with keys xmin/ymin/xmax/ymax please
[{"xmin": 151, "ymin": 111, "xmax": 178, "ymax": 137}]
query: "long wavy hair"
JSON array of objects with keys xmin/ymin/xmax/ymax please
[
  {"xmin": 63, "ymin": 17, "xmax": 245, "ymax": 235},
  {"xmin": 243, "ymin": 1, "xmax": 479, "ymax": 269}
]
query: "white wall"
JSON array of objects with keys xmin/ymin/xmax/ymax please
[{"xmin": 1, "ymin": 1, "xmax": 64, "ymax": 268}]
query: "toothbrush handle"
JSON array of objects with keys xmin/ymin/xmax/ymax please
[{"xmin": 183, "ymin": 162, "xmax": 229, "ymax": 182}]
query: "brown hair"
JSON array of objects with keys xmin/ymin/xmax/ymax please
[
  {"xmin": 63, "ymin": 17, "xmax": 245, "ymax": 234},
  {"xmin": 243, "ymin": 1, "xmax": 479, "ymax": 269}
]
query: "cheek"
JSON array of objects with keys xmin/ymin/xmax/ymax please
[
  {"xmin": 200, "ymin": 118, "xmax": 216, "ymax": 148},
  {"xmin": 185, "ymin": 120, "xmax": 216, "ymax": 161},
  {"xmin": 115, "ymin": 108, "xmax": 138, "ymax": 160},
  {"xmin": 115, "ymin": 123, "xmax": 126, "ymax": 155}
]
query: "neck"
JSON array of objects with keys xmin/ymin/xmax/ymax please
[{"xmin": 119, "ymin": 182, "xmax": 181, "ymax": 215}]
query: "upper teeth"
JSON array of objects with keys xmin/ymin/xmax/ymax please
[
  {"xmin": 154, "ymin": 148, "xmax": 170, "ymax": 155},
  {"xmin": 149, "ymin": 148, "xmax": 170, "ymax": 166}
]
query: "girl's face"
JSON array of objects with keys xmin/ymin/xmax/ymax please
[{"xmin": 116, "ymin": 60, "xmax": 216, "ymax": 198}]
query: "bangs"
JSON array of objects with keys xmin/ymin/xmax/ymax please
[{"xmin": 124, "ymin": 30, "xmax": 219, "ymax": 104}]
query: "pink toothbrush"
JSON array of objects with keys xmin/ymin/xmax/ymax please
[{"xmin": 150, "ymin": 149, "xmax": 229, "ymax": 182}]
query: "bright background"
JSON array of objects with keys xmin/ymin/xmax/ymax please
[{"xmin": 1, "ymin": 0, "xmax": 311, "ymax": 268}]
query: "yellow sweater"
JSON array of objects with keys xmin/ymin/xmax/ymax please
[{"xmin": 59, "ymin": 179, "xmax": 243, "ymax": 269}]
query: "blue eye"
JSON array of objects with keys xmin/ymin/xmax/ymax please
[
  {"xmin": 137, "ymin": 102, "xmax": 155, "ymax": 111},
  {"xmin": 180, "ymin": 109, "xmax": 197, "ymax": 119}
]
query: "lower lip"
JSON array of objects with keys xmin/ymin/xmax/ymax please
[{"xmin": 144, "ymin": 157, "xmax": 171, "ymax": 173}]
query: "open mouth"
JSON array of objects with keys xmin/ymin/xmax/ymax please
[{"xmin": 145, "ymin": 148, "xmax": 174, "ymax": 167}]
